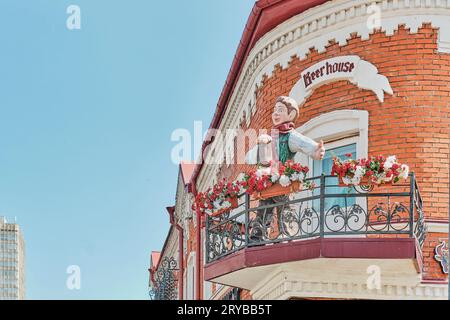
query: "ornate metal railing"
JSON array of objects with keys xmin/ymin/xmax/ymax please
[
  {"xmin": 149, "ymin": 257, "xmax": 178, "ymax": 300},
  {"xmin": 206, "ymin": 173, "xmax": 427, "ymax": 264}
]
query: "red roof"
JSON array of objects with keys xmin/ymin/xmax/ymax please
[
  {"xmin": 191, "ymin": 0, "xmax": 330, "ymax": 186},
  {"xmin": 180, "ymin": 161, "xmax": 196, "ymax": 185},
  {"xmin": 150, "ymin": 251, "xmax": 161, "ymax": 269}
]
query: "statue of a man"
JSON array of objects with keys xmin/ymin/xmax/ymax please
[
  {"xmin": 246, "ymin": 96, "xmax": 325, "ymax": 239},
  {"xmin": 247, "ymin": 96, "xmax": 325, "ymax": 165}
]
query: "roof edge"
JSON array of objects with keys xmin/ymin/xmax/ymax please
[{"xmin": 191, "ymin": 0, "xmax": 330, "ymax": 187}]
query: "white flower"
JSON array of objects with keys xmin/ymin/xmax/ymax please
[
  {"xmin": 346, "ymin": 166, "xmax": 364, "ymax": 185},
  {"xmin": 255, "ymin": 169, "xmax": 263, "ymax": 179},
  {"xmin": 279, "ymin": 175, "xmax": 291, "ymax": 187},
  {"xmin": 221, "ymin": 200, "xmax": 231, "ymax": 209},
  {"xmin": 354, "ymin": 166, "xmax": 365, "ymax": 179},
  {"xmin": 271, "ymin": 173, "xmax": 280, "ymax": 183},
  {"xmin": 290, "ymin": 173, "xmax": 300, "ymax": 181},
  {"xmin": 213, "ymin": 200, "xmax": 221, "ymax": 209},
  {"xmin": 342, "ymin": 177, "xmax": 352, "ymax": 185},
  {"xmin": 376, "ymin": 172, "xmax": 387, "ymax": 184},
  {"xmin": 256, "ymin": 167, "xmax": 271, "ymax": 178},
  {"xmin": 383, "ymin": 156, "xmax": 397, "ymax": 171},
  {"xmin": 399, "ymin": 164, "xmax": 409, "ymax": 180},
  {"xmin": 350, "ymin": 176, "xmax": 361, "ymax": 185}
]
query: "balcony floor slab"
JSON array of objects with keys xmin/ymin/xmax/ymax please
[{"xmin": 205, "ymin": 237, "xmax": 419, "ymax": 293}]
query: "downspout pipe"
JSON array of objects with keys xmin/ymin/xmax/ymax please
[
  {"xmin": 191, "ymin": 182, "xmax": 203, "ymax": 300},
  {"xmin": 175, "ymin": 223, "xmax": 184, "ymax": 300},
  {"xmin": 166, "ymin": 206, "xmax": 184, "ymax": 300}
]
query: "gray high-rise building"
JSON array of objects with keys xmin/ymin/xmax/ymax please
[{"xmin": 0, "ymin": 217, "xmax": 25, "ymax": 300}]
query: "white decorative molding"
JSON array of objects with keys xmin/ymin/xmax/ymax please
[
  {"xmin": 197, "ymin": 0, "xmax": 450, "ymax": 191},
  {"xmin": 426, "ymin": 221, "xmax": 449, "ymax": 233},
  {"xmin": 440, "ymin": 28, "xmax": 450, "ymax": 52},
  {"xmin": 296, "ymin": 109, "xmax": 369, "ymax": 153},
  {"xmin": 255, "ymin": 278, "xmax": 448, "ymax": 300},
  {"xmin": 294, "ymin": 110, "xmax": 368, "ymax": 209},
  {"xmin": 158, "ymin": 226, "xmax": 179, "ymax": 269},
  {"xmin": 173, "ymin": 170, "xmax": 194, "ymax": 241},
  {"xmin": 209, "ymin": 284, "xmax": 232, "ymax": 300},
  {"xmin": 174, "ymin": 171, "xmax": 185, "ymax": 221},
  {"xmin": 289, "ymin": 55, "xmax": 393, "ymax": 105},
  {"xmin": 434, "ymin": 240, "xmax": 449, "ymax": 274},
  {"xmin": 251, "ymin": 269, "xmax": 448, "ymax": 300}
]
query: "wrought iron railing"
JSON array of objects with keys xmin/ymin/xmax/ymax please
[
  {"xmin": 149, "ymin": 257, "xmax": 178, "ymax": 300},
  {"xmin": 206, "ymin": 173, "xmax": 427, "ymax": 264},
  {"xmin": 413, "ymin": 177, "xmax": 427, "ymax": 249}
]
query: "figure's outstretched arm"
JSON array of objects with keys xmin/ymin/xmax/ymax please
[{"xmin": 289, "ymin": 131, "xmax": 325, "ymax": 160}]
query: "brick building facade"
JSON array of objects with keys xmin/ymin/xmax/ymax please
[{"xmin": 150, "ymin": 0, "xmax": 449, "ymax": 300}]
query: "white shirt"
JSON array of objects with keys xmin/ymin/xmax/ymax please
[{"xmin": 246, "ymin": 130, "xmax": 318, "ymax": 164}]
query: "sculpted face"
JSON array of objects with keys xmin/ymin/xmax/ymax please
[{"xmin": 272, "ymin": 102, "xmax": 296, "ymax": 126}]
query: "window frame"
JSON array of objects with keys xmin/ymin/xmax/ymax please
[{"xmin": 293, "ymin": 110, "xmax": 369, "ymax": 236}]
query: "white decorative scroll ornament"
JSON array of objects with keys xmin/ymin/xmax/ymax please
[
  {"xmin": 434, "ymin": 240, "xmax": 449, "ymax": 274},
  {"xmin": 289, "ymin": 55, "xmax": 393, "ymax": 106}
]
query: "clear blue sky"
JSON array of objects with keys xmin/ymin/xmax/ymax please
[{"xmin": 0, "ymin": 0, "xmax": 254, "ymax": 299}]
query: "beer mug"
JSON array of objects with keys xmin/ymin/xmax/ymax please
[{"xmin": 258, "ymin": 140, "xmax": 273, "ymax": 166}]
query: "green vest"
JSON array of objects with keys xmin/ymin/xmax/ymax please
[{"xmin": 278, "ymin": 133, "xmax": 295, "ymax": 164}]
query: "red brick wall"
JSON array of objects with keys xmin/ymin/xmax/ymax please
[
  {"xmin": 422, "ymin": 232, "xmax": 448, "ymax": 281},
  {"xmin": 230, "ymin": 24, "xmax": 449, "ymax": 219},
  {"xmin": 206, "ymin": 23, "xmax": 449, "ymax": 299},
  {"xmin": 240, "ymin": 289, "xmax": 253, "ymax": 300}
]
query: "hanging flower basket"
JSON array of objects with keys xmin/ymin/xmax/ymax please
[
  {"xmin": 192, "ymin": 180, "xmax": 242, "ymax": 217},
  {"xmin": 338, "ymin": 176, "xmax": 372, "ymax": 187},
  {"xmin": 337, "ymin": 176, "xmax": 401, "ymax": 187},
  {"xmin": 240, "ymin": 160, "xmax": 314, "ymax": 199},
  {"xmin": 253, "ymin": 181, "xmax": 302, "ymax": 200}
]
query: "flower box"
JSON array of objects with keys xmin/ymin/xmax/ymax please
[
  {"xmin": 332, "ymin": 155, "xmax": 409, "ymax": 187},
  {"xmin": 240, "ymin": 160, "xmax": 311, "ymax": 199},
  {"xmin": 192, "ymin": 180, "xmax": 242, "ymax": 216},
  {"xmin": 338, "ymin": 176, "xmax": 371, "ymax": 187},
  {"xmin": 209, "ymin": 196, "xmax": 239, "ymax": 217},
  {"xmin": 338, "ymin": 176, "xmax": 397, "ymax": 187},
  {"xmin": 253, "ymin": 181, "xmax": 302, "ymax": 200}
]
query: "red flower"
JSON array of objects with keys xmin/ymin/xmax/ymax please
[
  {"xmin": 386, "ymin": 170, "xmax": 393, "ymax": 178},
  {"xmin": 257, "ymin": 181, "xmax": 264, "ymax": 191}
]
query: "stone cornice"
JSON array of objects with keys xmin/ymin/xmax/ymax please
[{"xmin": 252, "ymin": 270, "xmax": 448, "ymax": 300}]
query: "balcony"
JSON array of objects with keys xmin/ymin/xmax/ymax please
[
  {"xmin": 204, "ymin": 174, "xmax": 427, "ymax": 299},
  {"xmin": 149, "ymin": 257, "xmax": 178, "ymax": 300}
]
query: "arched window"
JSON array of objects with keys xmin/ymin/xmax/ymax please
[
  {"xmin": 295, "ymin": 110, "xmax": 368, "ymax": 162},
  {"xmin": 295, "ymin": 110, "xmax": 369, "ymax": 214}
]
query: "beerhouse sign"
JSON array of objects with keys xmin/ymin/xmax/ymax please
[{"xmin": 289, "ymin": 55, "xmax": 393, "ymax": 106}]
